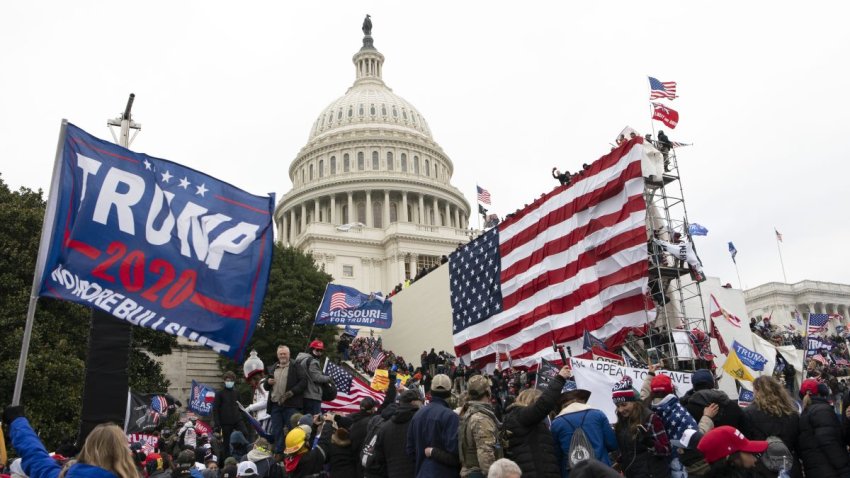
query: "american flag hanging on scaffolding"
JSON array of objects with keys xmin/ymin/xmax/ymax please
[{"xmin": 450, "ymin": 138, "xmax": 650, "ymax": 369}]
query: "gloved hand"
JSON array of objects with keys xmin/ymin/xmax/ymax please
[{"xmin": 3, "ymin": 405, "xmax": 25, "ymax": 425}]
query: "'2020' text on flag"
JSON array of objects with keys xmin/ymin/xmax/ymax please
[
  {"xmin": 450, "ymin": 138, "xmax": 650, "ymax": 369},
  {"xmin": 36, "ymin": 123, "xmax": 274, "ymax": 360}
]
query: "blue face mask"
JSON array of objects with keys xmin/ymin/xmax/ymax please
[{"xmin": 225, "ymin": 381, "xmax": 235, "ymax": 389}]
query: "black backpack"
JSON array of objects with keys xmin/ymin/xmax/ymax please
[{"xmin": 360, "ymin": 415, "xmax": 388, "ymax": 471}]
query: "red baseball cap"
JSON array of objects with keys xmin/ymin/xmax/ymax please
[
  {"xmin": 697, "ymin": 426, "xmax": 768, "ymax": 464},
  {"xmin": 799, "ymin": 378, "xmax": 822, "ymax": 398},
  {"xmin": 650, "ymin": 374, "xmax": 673, "ymax": 394},
  {"xmin": 309, "ymin": 340, "xmax": 325, "ymax": 351}
]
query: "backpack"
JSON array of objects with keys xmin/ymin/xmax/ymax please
[
  {"xmin": 360, "ymin": 416, "xmax": 387, "ymax": 470},
  {"xmin": 564, "ymin": 411, "xmax": 593, "ymax": 470},
  {"xmin": 459, "ymin": 405, "xmax": 506, "ymax": 468}
]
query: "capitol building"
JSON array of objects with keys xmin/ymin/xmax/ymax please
[{"xmin": 274, "ymin": 22, "xmax": 472, "ymax": 293}]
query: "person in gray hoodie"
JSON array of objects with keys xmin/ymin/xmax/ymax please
[{"xmin": 294, "ymin": 340, "xmax": 331, "ymax": 416}]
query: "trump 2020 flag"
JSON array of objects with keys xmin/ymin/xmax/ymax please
[
  {"xmin": 36, "ymin": 123, "xmax": 274, "ymax": 360},
  {"xmin": 315, "ymin": 284, "xmax": 393, "ymax": 328}
]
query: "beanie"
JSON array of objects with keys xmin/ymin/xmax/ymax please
[
  {"xmin": 691, "ymin": 369, "xmax": 714, "ymax": 389},
  {"xmin": 650, "ymin": 374, "xmax": 674, "ymax": 395},
  {"xmin": 612, "ymin": 376, "xmax": 638, "ymax": 404}
]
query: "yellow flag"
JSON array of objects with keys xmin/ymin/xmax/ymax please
[
  {"xmin": 396, "ymin": 373, "xmax": 411, "ymax": 387},
  {"xmin": 723, "ymin": 349, "xmax": 755, "ymax": 382},
  {"xmin": 0, "ymin": 422, "xmax": 6, "ymax": 467},
  {"xmin": 371, "ymin": 369, "xmax": 390, "ymax": 392}
]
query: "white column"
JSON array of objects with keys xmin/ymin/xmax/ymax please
[
  {"xmin": 366, "ymin": 190, "xmax": 373, "ymax": 227},
  {"xmin": 418, "ymin": 194, "xmax": 425, "ymax": 225},
  {"xmin": 300, "ymin": 203, "xmax": 307, "ymax": 230},
  {"xmin": 330, "ymin": 195, "xmax": 336, "ymax": 225},
  {"xmin": 281, "ymin": 214, "xmax": 288, "ymax": 244},
  {"xmin": 433, "ymin": 197, "xmax": 440, "ymax": 226},
  {"xmin": 314, "ymin": 199, "xmax": 320, "ymax": 224},
  {"xmin": 384, "ymin": 190, "xmax": 391, "ymax": 225},
  {"xmin": 445, "ymin": 202, "xmax": 451, "ymax": 228},
  {"xmin": 347, "ymin": 192, "xmax": 354, "ymax": 224},
  {"xmin": 454, "ymin": 206, "xmax": 460, "ymax": 229},
  {"xmin": 402, "ymin": 192, "xmax": 409, "ymax": 222},
  {"xmin": 397, "ymin": 254, "xmax": 406, "ymax": 281},
  {"xmin": 290, "ymin": 209, "xmax": 297, "ymax": 239}
]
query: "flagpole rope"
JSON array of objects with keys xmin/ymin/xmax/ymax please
[{"xmin": 775, "ymin": 231, "xmax": 788, "ymax": 283}]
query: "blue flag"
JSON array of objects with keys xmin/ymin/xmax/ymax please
[
  {"xmin": 188, "ymin": 380, "xmax": 215, "ymax": 417},
  {"xmin": 582, "ymin": 330, "xmax": 607, "ymax": 351},
  {"xmin": 343, "ymin": 325, "xmax": 360, "ymax": 336},
  {"xmin": 36, "ymin": 123, "xmax": 274, "ymax": 360},
  {"xmin": 738, "ymin": 388, "xmax": 754, "ymax": 406},
  {"xmin": 315, "ymin": 284, "xmax": 393, "ymax": 328},
  {"xmin": 688, "ymin": 223, "xmax": 708, "ymax": 236},
  {"xmin": 728, "ymin": 242, "xmax": 738, "ymax": 264},
  {"xmin": 731, "ymin": 340, "xmax": 767, "ymax": 371}
]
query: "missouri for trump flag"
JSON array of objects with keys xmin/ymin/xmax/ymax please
[{"xmin": 450, "ymin": 138, "xmax": 650, "ymax": 369}]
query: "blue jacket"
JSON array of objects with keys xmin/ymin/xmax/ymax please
[
  {"xmin": 550, "ymin": 404, "xmax": 617, "ymax": 477},
  {"xmin": 406, "ymin": 396, "xmax": 460, "ymax": 478},
  {"xmin": 10, "ymin": 418, "xmax": 118, "ymax": 478}
]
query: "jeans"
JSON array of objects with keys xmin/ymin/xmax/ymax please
[
  {"xmin": 302, "ymin": 398, "xmax": 322, "ymax": 416},
  {"xmin": 269, "ymin": 402, "xmax": 298, "ymax": 454}
]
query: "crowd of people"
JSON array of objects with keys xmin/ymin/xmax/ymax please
[{"xmin": 9, "ymin": 331, "xmax": 850, "ymax": 478}]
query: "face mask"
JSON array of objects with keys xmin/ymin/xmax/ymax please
[{"xmin": 225, "ymin": 381, "xmax": 235, "ymax": 389}]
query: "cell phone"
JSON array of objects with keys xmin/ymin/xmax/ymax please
[{"xmin": 647, "ymin": 348, "xmax": 661, "ymax": 364}]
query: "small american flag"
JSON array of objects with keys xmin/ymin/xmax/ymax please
[
  {"xmin": 367, "ymin": 349, "xmax": 386, "ymax": 372},
  {"xmin": 477, "ymin": 185, "xmax": 491, "ymax": 205},
  {"xmin": 330, "ymin": 291, "xmax": 357, "ymax": 311},
  {"xmin": 648, "ymin": 76, "xmax": 677, "ymax": 100},
  {"xmin": 323, "ymin": 361, "xmax": 385, "ymax": 413},
  {"xmin": 808, "ymin": 313, "xmax": 829, "ymax": 335},
  {"xmin": 775, "ymin": 228, "xmax": 783, "ymax": 242}
]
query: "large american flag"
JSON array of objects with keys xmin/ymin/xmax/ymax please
[
  {"xmin": 450, "ymin": 139, "xmax": 650, "ymax": 369},
  {"xmin": 648, "ymin": 77, "xmax": 677, "ymax": 100},
  {"xmin": 477, "ymin": 185, "xmax": 492, "ymax": 205},
  {"xmin": 322, "ymin": 361, "xmax": 385, "ymax": 413},
  {"xmin": 367, "ymin": 349, "xmax": 386, "ymax": 372},
  {"xmin": 808, "ymin": 313, "xmax": 829, "ymax": 335}
]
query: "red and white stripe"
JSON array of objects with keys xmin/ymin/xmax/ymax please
[
  {"xmin": 649, "ymin": 81, "xmax": 677, "ymax": 99},
  {"xmin": 454, "ymin": 139, "xmax": 650, "ymax": 369},
  {"xmin": 367, "ymin": 351, "xmax": 386, "ymax": 372},
  {"xmin": 322, "ymin": 376, "xmax": 385, "ymax": 414},
  {"xmin": 330, "ymin": 292, "xmax": 349, "ymax": 311}
]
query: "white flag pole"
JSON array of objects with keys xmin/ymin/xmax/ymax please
[
  {"xmin": 12, "ymin": 119, "xmax": 68, "ymax": 405},
  {"xmin": 775, "ymin": 229, "xmax": 788, "ymax": 283}
]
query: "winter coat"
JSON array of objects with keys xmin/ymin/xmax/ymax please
[
  {"xmin": 295, "ymin": 352, "xmax": 331, "ymax": 401},
  {"xmin": 550, "ymin": 404, "xmax": 618, "ymax": 478},
  {"xmin": 262, "ymin": 361, "xmax": 308, "ymax": 411},
  {"xmin": 406, "ymin": 396, "xmax": 461, "ymax": 478},
  {"xmin": 328, "ymin": 428, "xmax": 358, "ymax": 478},
  {"xmin": 797, "ymin": 397, "xmax": 850, "ymax": 478},
  {"xmin": 347, "ymin": 409, "xmax": 374, "ymax": 477},
  {"xmin": 213, "ymin": 387, "xmax": 241, "ymax": 427},
  {"xmin": 10, "ymin": 418, "xmax": 118, "ymax": 478},
  {"xmin": 680, "ymin": 388, "xmax": 743, "ymax": 430},
  {"xmin": 374, "ymin": 403, "xmax": 418, "ymax": 478},
  {"xmin": 614, "ymin": 413, "xmax": 671, "ymax": 478},
  {"xmin": 740, "ymin": 403, "xmax": 803, "ymax": 478},
  {"xmin": 502, "ymin": 375, "xmax": 563, "ymax": 478}
]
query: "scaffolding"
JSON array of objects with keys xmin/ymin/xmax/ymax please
[{"xmin": 622, "ymin": 144, "xmax": 710, "ymax": 371}]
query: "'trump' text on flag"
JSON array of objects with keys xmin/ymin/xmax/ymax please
[
  {"xmin": 315, "ymin": 284, "xmax": 393, "ymax": 328},
  {"xmin": 36, "ymin": 123, "xmax": 274, "ymax": 360}
]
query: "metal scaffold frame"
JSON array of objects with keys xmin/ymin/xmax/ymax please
[{"xmin": 622, "ymin": 146, "xmax": 710, "ymax": 371}]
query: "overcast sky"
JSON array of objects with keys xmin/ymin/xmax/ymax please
[{"xmin": 1, "ymin": 2, "xmax": 848, "ymax": 290}]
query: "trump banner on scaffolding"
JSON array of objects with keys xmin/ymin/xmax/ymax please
[
  {"xmin": 570, "ymin": 357, "xmax": 693, "ymax": 422},
  {"xmin": 36, "ymin": 123, "xmax": 274, "ymax": 360},
  {"xmin": 315, "ymin": 284, "xmax": 393, "ymax": 328}
]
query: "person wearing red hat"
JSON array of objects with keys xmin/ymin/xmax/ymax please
[
  {"xmin": 696, "ymin": 426, "xmax": 767, "ymax": 477},
  {"xmin": 295, "ymin": 340, "xmax": 331, "ymax": 416},
  {"xmin": 641, "ymin": 364, "xmax": 718, "ymax": 477},
  {"xmin": 797, "ymin": 378, "xmax": 850, "ymax": 477}
]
